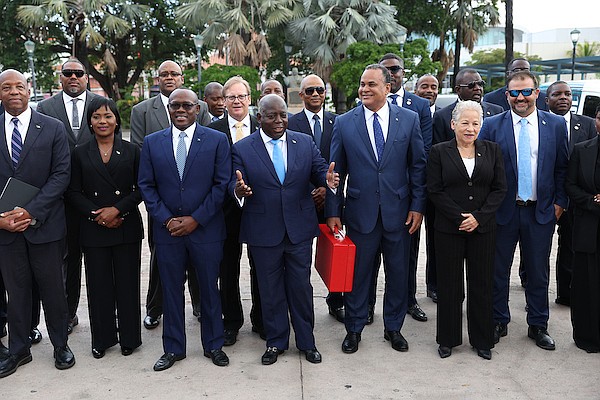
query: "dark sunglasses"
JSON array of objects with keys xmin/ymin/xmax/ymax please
[
  {"xmin": 159, "ymin": 71, "xmax": 182, "ymax": 78},
  {"xmin": 385, "ymin": 66, "xmax": 403, "ymax": 73},
  {"xmin": 168, "ymin": 102, "xmax": 197, "ymax": 111},
  {"xmin": 458, "ymin": 80, "xmax": 485, "ymax": 89},
  {"xmin": 304, "ymin": 86, "xmax": 325, "ymax": 95},
  {"xmin": 508, "ymin": 88, "xmax": 535, "ymax": 97},
  {"xmin": 62, "ymin": 70, "xmax": 85, "ymax": 78}
]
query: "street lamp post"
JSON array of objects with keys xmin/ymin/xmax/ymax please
[
  {"xmin": 396, "ymin": 28, "xmax": 407, "ymax": 55},
  {"xmin": 570, "ymin": 28, "xmax": 581, "ymax": 80},
  {"xmin": 24, "ymin": 40, "xmax": 37, "ymax": 101},
  {"xmin": 193, "ymin": 34, "xmax": 204, "ymax": 97}
]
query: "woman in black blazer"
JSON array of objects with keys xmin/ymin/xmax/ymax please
[
  {"xmin": 66, "ymin": 97, "xmax": 143, "ymax": 359},
  {"xmin": 427, "ymin": 101, "xmax": 507, "ymax": 360},
  {"xmin": 564, "ymin": 106, "xmax": 600, "ymax": 353}
]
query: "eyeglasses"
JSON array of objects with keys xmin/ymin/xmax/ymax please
[
  {"xmin": 510, "ymin": 67, "xmax": 530, "ymax": 73},
  {"xmin": 458, "ymin": 80, "xmax": 485, "ymax": 89},
  {"xmin": 225, "ymin": 94, "xmax": 250, "ymax": 102},
  {"xmin": 303, "ymin": 86, "xmax": 325, "ymax": 95},
  {"xmin": 385, "ymin": 66, "xmax": 404, "ymax": 73},
  {"xmin": 62, "ymin": 70, "xmax": 85, "ymax": 78},
  {"xmin": 508, "ymin": 88, "xmax": 535, "ymax": 97},
  {"xmin": 168, "ymin": 102, "xmax": 197, "ymax": 111},
  {"xmin": 159, "ymin": 71, "xmax": 182, "ymax": 78}
]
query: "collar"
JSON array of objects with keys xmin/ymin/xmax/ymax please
[
  {"xmin": 511, "ymin": 109, "xmax": 538, "ymax": 127},
  {"xmin": 260, "ymin": 129, "xmax": 287, "ymax": 145},
  {"xmin": 364, "ymin": 102, "xmax": 390, "ymax": 122},
  {"xmin": 393, "ymin": 88, "xmax": 405, "ymax": 98},
  {"xmin": 550, "ymin": 110, "xmax": 571, "ymax": 126},
  {"xmin": 5, "ymin": 106, "xmax": 32, "ymax": 125},
  {"xmin": 303, "ymin": 108, "xmax": 323, "ymax": 122},
  {"xmin": 228, "ymin": 114, "xmax": 251, "ymax": 129},
  {"xmin": 160, "ymin": 93, "xmax": 170, "ymax": 108},
  {"xmin": 172, "ymin": 122, "xmax": 196, "ymax": 140},
  {"xmin": 62, "ymin": 91, "xmax": 86, "ymax": 105}
]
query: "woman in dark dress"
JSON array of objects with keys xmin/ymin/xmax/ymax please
[
  {"xmin": 564, "ymin": 105, "xmax": 600, "ymax": 353},
  {"xmin": 427, "ymin": 100, "xmax": 507, "ymax": 360},
  {"xmin": 66, "ymin": 97, "xmax": 143, "ymax": 358}
]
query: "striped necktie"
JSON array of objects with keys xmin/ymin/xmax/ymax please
[{"xmin": 11, "ymin": 117, "xmax": 22, "ymax": 169}]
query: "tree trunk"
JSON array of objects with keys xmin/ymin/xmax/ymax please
[
  {"xmin": 452, "ymin": 23, "xmax": 462, "ymax": 88},
  {"xmin": 505, "ymin": 0, "xmax": 514, "ymax": 73}
]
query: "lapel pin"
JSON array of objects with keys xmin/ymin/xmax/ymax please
[
  {"xmin": 35, "ymin": 124, "xmax": 41, "ymax": 129},
  {"xmin": 574, "ymin": 125, "xmax": 580, "ymax": 130},
  {"xmin": 486, "ymin": 111, "xmax": 491, "ymax": 115},
  {"xmin": 329, "ymin": 120, "xmax": 333, "ymax": 124},
  {"xmin": 542, "ymin": 120, "xmax": 547, "ymax": 125},
  {"xmin": 116, "ymin": 150, "xmax": 121, "ymax": 155},
  {"xmin": 477, "ymin": 153, "xmax": 481, "ymax": 157},
  {"xmin": 406, "ymin": 99, "xmax": 412, "ymax": 106},
  {"xmin": 292, "ymin": 139, "xmax": 297, "ymax": 144},
  {"xmin": 395, "ymin": 117, "xmax": 399, "ymax": 121},
  {"xmin": 197, "ymin": 138, "xmax": 201, "ymax": 141}
]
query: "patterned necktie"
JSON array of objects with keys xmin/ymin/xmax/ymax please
[
  {"xmin": 11, "ymin": 117, "xmax": 22, "ymax": 169},
  {"xmin": 71, "ymin": 98, "xmax": 80, "ymax": 137},
  {"xmin": 312, "ymin": 114, "xmax": 322, "ymax": 148},
  {"xmin": 517, "ymin": 118, "xmax": 532, "ymax": 201},
  {"xmin": 389, "ymin": 94, "xmax": 399, "ymax": 105},
  {"xmin": 373, "ymin": 112, "xmax": 385, "ymax": 163},
  {"xmin": 270, "ymin": 139, "xmax": 285, "ymax": 184},
  {"xmin": 235, "ymin": 122, "xmax": 244, "ymax": 143},
  {"xmin": 175, "ymin": 131, "xmax": 187, "ymax": 179}
]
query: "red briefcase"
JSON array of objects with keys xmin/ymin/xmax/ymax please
[{"xmin": 314, "ymin": 224, "xmax": 355, "ymax": 292}]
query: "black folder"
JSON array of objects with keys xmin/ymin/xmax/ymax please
[{"xmin": 0, "ymin": 177, "xmax": 40, "ymax": 213}]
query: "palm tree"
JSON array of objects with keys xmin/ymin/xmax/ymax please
[
  {"xmin": 568, "ymin": 41, "xmax": 600, "ymax": 57},
  {"xmin": 288, "ymin": 0, "xmax": 404, "ymax": 80},
  {"xmin": 17, "ymin": 0, "xmax": 149, "ymax": 98},
  {"xmin": 176, "ymin": 0, "xmax": 303, "ymax": 67}
]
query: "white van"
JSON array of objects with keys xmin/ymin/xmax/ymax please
[{"xmin": 539, "ymin": 80, "xmax": 600, "ymax": 118}]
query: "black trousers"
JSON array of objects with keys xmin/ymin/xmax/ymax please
[
  {"xmin": 556, "ymin": 207, "xmax": 575, "ymax": 301},
  {"xmin": 83, "ymin": 243, "xmax": 142, "ymax": 351},
  {"xmin": 145, "ymin": 215, "xmax": 200, "ymax": 318},
  {"xmin": 435, "ymin": 230, "xmax": 495, "ymax": 350},
  {"xmin": 64, "ymin": 203, "xmax": 83, "ymax": 319},
  {"xmin": 0, "ymin": 236, "xmax": 68, "ymax": 356},
  {"xmin": 0, "ymin": 272, "xmax": 6, "ymax": 337},
  {"xmin": 571, "ymin": 249, "xmax": 600, "ymax": 353},
  {"xmin": 424, "ymin": 199, "xmax": 438, "ymax": 293}
]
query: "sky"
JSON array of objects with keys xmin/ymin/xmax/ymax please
[{"xmin": 511, "ymin": 0, "xmax": 597, "ymax": 33}]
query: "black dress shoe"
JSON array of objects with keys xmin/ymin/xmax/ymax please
[
  {"xmin": 302, "ymin": 348, "xmax": 322, "ymax": 364},
  {"xmin": 474, "ymin": 347, "xmax": 492, "ymax": 360},
  {"xmin": 555, "ymin": 297, "xmax": 571, "ymax": 306},
  {"xmin": 0, "ymin": 352, "xmax": 32, "ymax": 378},
  {"xmin": 121, "ymin": 347, "xmax": 133, "ymax": 356},
  {"xmin": 252, "ymin": 326, "xmax": 266, "ymax": 340},
  {"xmin": 204, "ymin": 349, "xmax": 229, "ymax": 366},
  {"xmin": 54, "ymin": 345, "xmax": 75, "ymax": 370},
  {"xmin": 342, "ymin": 332, "xmax": 361, "ymax": 353},
  {"xmin": 528, "ymin": 326, "xmax": 555, "ymax": 350},
  {"xmin": 407, "ymin": 304, "xmax": 427, "ymax": 322},
  {"xmin": 29, "ymin": 328, "xmax": 42, "ymax": 345},
  {"xmin": 223, "ymin": 329, "xmax": 238, "ymax": 346},
  {"xmin": 92, "ymin": 348, "xmax": 105, "ymax": 359},
  {"xmin": 261, "ymin": 347, "xmax": 284, "ymax": 365},
  {"xmin": 0, "ymin": 342, "xmax": 10, "ymax": 361},
  {"xmin": 366, "ymin": 305, "xmax": 375, "ymax": 325},
  {"xmin": 328, "ymin": 305, "xmax": 345, "ymax": 323},
  {"xmin": 427, "ymin": 289, "xmax": 438, "ymax": 303},
  {"xmin": 438, "ymin": 345, "xmax": 452, "ymax": 358},
  {"xmin": 153, "ymin": 353, "xmax": 186, "ymax": 371},
  {"xmin": 67, "ymin": 315, "xmax": 79, "ymax": 335},
  {"xmin": 493, "ymin": 322, "xmax": 507, "ymax": 344},
  {"xmin": 384, "ymin": 330, "xmax": 409, "ymax": 352},
  {"xmin": 144, "ymin": 315, "xmax": 161, "ymax": 330}
]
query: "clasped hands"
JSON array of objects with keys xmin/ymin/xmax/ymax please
[
  {"xmin": 458, "ymin": 213, "xmax": 479, "ymax": 233},
  {"xmin": 92, "ymin": 207, "xmax": 123, "ymax": 229},
  {"xmin": 234, "ymin": 162, "xmax": 340, "ymax": 199},
  {"xmin": 0, "ymin": 207, "xmax": 32, "ymax": 232},
  {"xmin": 166, "ymin": 216, "xmax": 198, "ymax": 236}
]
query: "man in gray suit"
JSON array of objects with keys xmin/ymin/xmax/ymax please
[
  {"xmin": 36, "ymin": 58, "xmax": 101, "ymax": 335},
  {"xmin": 131, "ymin": 60, "xmax": 208, "ymax": 329}
]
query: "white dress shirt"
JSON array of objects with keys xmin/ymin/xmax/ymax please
[
  {"xmin": 511, "ymin": 110, "xmax": 539, "ymax": 201},
  {"xmin": 363, "ymin": 102, "xmax": 390, "ymax": 161},
  {"xmin": 62, "ymin": 91, "xmax": 86, "ymax": 128},
  {"xmin": 4, "ymin": 107, "xmax": 32, "ymax": 159},
  {"xmin": 171, "ymin": 123, "xmax": 195, "ymax": 159},
  {"xmin": 228, "ymin": 114, "xmax": 252, "ymax": 143},
  {"xmin": 303, "ymin": 108, "xmax": 324, "ymax": 135},
  {"xmin": 160, "ymin": 93, "xmax": 171, "ymax": 124}
]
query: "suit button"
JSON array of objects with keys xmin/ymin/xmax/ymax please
[
  {"xmin": 467, "ymin": 182, "xmax": 473, "ymax": 186},
  {"xmin": 468, "ymin": 195, "xmax": 473, "ymax": 200},
  {"xmin": 115, "ymin": 190, "xmax": 121, "ymax": 195},
  {"xmin": 181, "ymin": 188, "xmax": 185, "ymax": 191},
  {"xmin": 178, "ymin": 208, "xmax": 182, "ymax": 211}
]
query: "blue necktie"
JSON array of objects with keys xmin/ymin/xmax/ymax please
[
  {"xmin": 11, "ymin": 117, "xmax": 22, "ymax": 169},
  {"xmin": 175, "ymin": 131, "xmax": 187, "ymax": 180},
  {"xmin": 312, "ymin": 114, "xmax": 322, "ymax": 148},
  {"xmin": 373, "ymin": 113, "xmax": 385, "ymax": 163},
  {"xmin": 270, "ymin": 139, "xmax": 286, "ymax": 184},
  {"xmin": 517, "ymin": 118, "xmax": 532, "ymax": 201},
  {"xmin": 389, "ymin": 94, "xmax": 399, "ymax": 105}
]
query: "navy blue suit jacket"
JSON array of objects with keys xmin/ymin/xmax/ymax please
[
  {"xmin": 479, "ymin": 110, "xmax": 568, "ymax": 225},
  {"xmin": 326, "ymin": 104, "xmax": 427, "ymax": 234},
  {"xmin": 0, "ymin": 110, "xmax": 71, "ymax": 245},
  {"xmin": 401, "ymin": 92, "xmax": 432, "ymax": 154},
  {"xmin": 230, "ymin": 129, "xmax": 329, "ymax": 247},
  {"xmin": 138, "ymin": 123, "xmax": 231, "ymax": 244},
  {"xmin": 287, "ymin": 110, "xmax": 336, "ymax": 162},
  {"xmin": 483, "ymin": 86, "xmax": 548, "ymax": 112}
]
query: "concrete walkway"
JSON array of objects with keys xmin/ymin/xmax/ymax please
[{"xmin": 3, "ymin": 220, "xmax": 599, "ymax": 399}]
